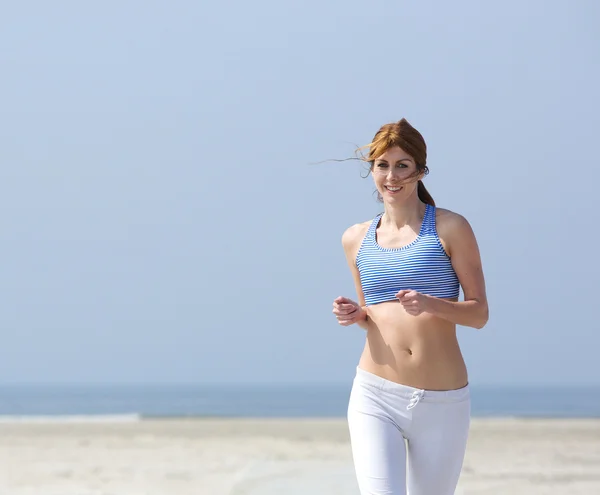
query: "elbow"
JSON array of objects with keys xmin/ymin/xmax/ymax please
[
  {"xmin": 474, "ymin": 304, "xmax": 489, "ymax": 330},
  {"xmin": 474, "ymin": 320, "xmax": 487, "ymax": 330}
]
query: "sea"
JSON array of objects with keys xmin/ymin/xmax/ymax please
[{"xmin": 0, "ymin": 383, "xmax": 599, "ymax": 421}]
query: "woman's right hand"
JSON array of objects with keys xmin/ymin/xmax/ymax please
[{"xmin": 332, "ymin": 296, "xmax": 367, "ymax": 326}]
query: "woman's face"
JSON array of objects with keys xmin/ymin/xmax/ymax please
[{"xmin": 371, "ymin": 146, "xmax": 423, "ymax": 203}]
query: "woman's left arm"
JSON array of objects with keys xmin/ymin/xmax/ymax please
[{"xmin": 419, "ymin": 211, "xmax": 488, "ymax": 329}]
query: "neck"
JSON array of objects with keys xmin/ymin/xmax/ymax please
[{"xmin": 381, "ymin": 194, "xmax": 426, "ymax": 230}]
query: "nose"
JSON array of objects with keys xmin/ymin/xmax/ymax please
[
  {"xmin": 386, "ymin": 166, "xmax": 404, "ymax": 178},
  {"xmin": 386, "ymin": 168, "xmax": 404, "ymax": 181}
]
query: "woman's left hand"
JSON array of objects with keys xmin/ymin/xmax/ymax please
[{"xmin": 396, "ymin": 290, "xmax": 430, "ymax": 316}]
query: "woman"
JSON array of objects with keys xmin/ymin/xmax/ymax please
[{"xmin": 332, "ymin": 118, "xmax": 488, "ymax": 495}]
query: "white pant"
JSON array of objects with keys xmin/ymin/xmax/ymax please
[{"xmin": 347, "ymin": 367, "xmax": 471, "ymax": 495}]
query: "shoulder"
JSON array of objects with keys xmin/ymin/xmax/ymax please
[
  {"xmin": 434, "ymin": 207, "xmax": 478, "ymax": 256},
  {"xmin": 434, "ymin": 207, "xmax": 472, "ymax": 233},
  {"xmin": 341, "ymin": 220, "xmax": 372, "ymax": 252}
]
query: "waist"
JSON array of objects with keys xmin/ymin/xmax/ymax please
[{"xmin": 354, "ymin": 367, "xmax": 470, "ymax": 401}]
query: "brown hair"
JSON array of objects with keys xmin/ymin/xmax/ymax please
[{"xmin": 358, "ymin": 118, "xmax": 434, "ymax": 206}]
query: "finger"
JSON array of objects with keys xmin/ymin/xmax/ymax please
[
  {"xmin": 333, "ymin": 305, "xmax": 358, "ymax": 316},
  {"xmin": 338, "ymin": 309, "xmax": 362, "ymax": 321},
  {"xmin": 341, "ymin": 314, "xmax": 362, "ymax": 325},
  {"xmin": 333, "ymin": 301, "xmax": 354, "ymax": 310},
  {"xmin": 396, "ymin": 290, "xmax": 415, "ymax": 301},
  {"xmin": 401, "ymin": 295, "xmax": 418, "ymax": 304}
]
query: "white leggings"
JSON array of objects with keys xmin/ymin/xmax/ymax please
[{"xmin": 347, "ymin": 367, "xmax": 471, "ymax": 495}]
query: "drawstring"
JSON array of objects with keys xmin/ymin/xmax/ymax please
[{"xmin": 407, "ymin": 389, "xmax": 425, "ymax": 410}]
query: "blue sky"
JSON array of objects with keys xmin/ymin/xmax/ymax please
[{"xmin": 1, "ymin": 1, "xmax": 598, "ymax": 386}]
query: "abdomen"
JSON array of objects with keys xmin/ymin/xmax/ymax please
[{"xmin": 358, "ymin": 301, "xmax": 468, "ymax": 390}]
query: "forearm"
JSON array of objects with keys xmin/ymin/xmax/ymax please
[{"xmin": 425, "ymin": 296, "xmax": 488, "ymax": 329}]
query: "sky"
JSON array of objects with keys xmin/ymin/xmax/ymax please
[{"xmin": 0, "ymin": 1, "xmax": 598, "ymax": 386}]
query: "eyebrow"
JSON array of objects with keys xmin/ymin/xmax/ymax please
[{"xmin": 374, "ymin": 158, "xmax": 413, "ymax": 164}]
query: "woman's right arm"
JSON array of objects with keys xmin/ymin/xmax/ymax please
[{"xmin": 339, "ymin": 223, "xmax": 370, "ymax": 330}]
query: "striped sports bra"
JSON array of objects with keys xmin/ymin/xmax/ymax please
[{"xmin": 356, "ymin": 204, "xmax": 460, "ymax": 306}]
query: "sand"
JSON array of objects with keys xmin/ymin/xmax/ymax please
[{"xmin": 1, "ymin": 417, "xmax": 599, "ymax": 494}]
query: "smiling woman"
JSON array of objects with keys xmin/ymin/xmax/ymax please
[
  {"xmin": 332, "ymin": 118, "xmax": 489, "ymax": 495},
  {"xmin": 362, "ymin": 120, "xmax": 435, "ymax": 206}
]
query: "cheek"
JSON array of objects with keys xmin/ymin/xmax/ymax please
[
  {"xmin": 400, "ymin": 169, "xmax": 417, "ymax": 181},
  {"xmin": 401, "ymin": 173, "xmax": 420, "ymax": 187}
]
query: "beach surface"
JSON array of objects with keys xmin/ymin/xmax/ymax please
[{"xmin": 1, "ymin": 417, "xmax": 599, "ymax": 494}]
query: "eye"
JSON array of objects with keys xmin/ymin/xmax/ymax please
[{"xmin": 376, "ymin": 163, "xmax": 388, "ymax": 168}]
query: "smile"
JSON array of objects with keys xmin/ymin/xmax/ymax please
[{"xmin": 385, "ymin": 186, "xmax": 402, "ymax": 192}]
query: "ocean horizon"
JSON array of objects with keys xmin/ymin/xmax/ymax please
[{"xmin": 0, "ymin": 383, "xmax": 599, "ymax": 420}]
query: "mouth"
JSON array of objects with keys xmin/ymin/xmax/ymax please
[{"xmin": 385, "ymin": 185, "xmax": 403, "ymax": 193}]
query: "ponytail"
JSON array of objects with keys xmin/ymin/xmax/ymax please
[{"xmin": 417, "ymin": 180, "xmax": 435, "ymax": 206}]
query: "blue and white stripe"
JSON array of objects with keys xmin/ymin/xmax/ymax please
[{"xmin": 356, "ymin": 204, "xmax": 460, "ymax": 306}]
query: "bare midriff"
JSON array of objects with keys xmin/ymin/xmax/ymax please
[{"xmin": 358, "ymin": 299, "xmax": 468, "ymax": 391}]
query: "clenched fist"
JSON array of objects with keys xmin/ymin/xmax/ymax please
[
  {"xmin": 332, "ymin": 296, "xmax": 367, "ymax": 326},
  {"xmin": 396, "ymin": 290, "xmax": 431, "ymax": 316}
]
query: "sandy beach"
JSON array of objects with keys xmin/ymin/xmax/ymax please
[{"xmin": 1, "ymin": 417, "xmax": 599, "ymax": 494}]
